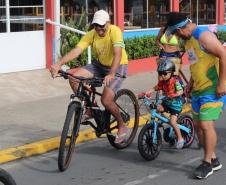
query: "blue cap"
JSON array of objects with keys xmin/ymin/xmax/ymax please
[{"xmin": 166, "ymin": 18, "xmax": 192, "ymax": 36}]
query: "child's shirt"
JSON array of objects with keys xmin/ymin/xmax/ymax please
[{"xmin": 157, "ymin": 76, "xmax": 183, "ymax": 111}]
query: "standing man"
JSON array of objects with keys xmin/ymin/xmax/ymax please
[
  {"xmin": 165, "ymin": 12, "xmax": 226, "ymax": 179},
  {"xmin": 50, "ymin": 10, "xmax": 129, "ymax": 143}
]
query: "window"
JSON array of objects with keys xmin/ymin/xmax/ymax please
[
  {"xmin": 60, "ymin": 0, "xmax": 113, "ymax": 25},
  {"xmin": 0, "ymin": 0, "xmax": 6, "ymax": 32},
  {"xmin": 0, "ymin": 0, "xmax": 44, "ymax": 33},
  {"xmin": 124, "ymin": 0, "xmax": 170, "ymax": 30},
  {"xmin": 180, "ymin": 0, "xmax": 216, "ymax": 25}
]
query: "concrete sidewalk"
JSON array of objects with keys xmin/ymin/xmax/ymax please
[{"xmin": 0, "ymin": 66, "xmax": 190, "ymax": 163}]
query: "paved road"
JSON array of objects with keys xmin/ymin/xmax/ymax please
[
  {"xmin": 1, "ymin": 67, "xmax": 188, "ymax": 150},
  {"xmin": 2, "ymin": 110, "xmax": 226, "ymax": 185}
]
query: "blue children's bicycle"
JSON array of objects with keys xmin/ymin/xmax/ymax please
[{"xmin": 137, "ymin": 92, "xmax": 195, "ymax": 161}]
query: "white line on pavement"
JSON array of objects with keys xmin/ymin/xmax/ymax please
[{"xmin": 123, "ymin": 157, "xmax": 201, "ymax": 185}]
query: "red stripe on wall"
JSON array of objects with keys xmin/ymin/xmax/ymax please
[
  {"xmin": 46, "ymin": 0, "xmax": 55, "ymax": 69},
  {"xmin": 115, "ymin": 0, "xmax": 124, "ymax": 31},
  {"xmin": 128, "ymin": 54, "xmax": 189, "ymax": 75},
  {"xmin": 217, "ymin": 0, "xmax": 225, "ymax": 25},
  {"xmin": 171, "ymin": 0, "xmax": 179, "ymax": 12}
]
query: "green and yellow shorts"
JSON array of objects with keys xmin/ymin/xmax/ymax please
[{"xmin": 191, "ymin": 94, "xmax": 226, "ymax": 121}]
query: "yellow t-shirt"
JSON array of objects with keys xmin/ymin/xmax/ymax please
[{"xmin": 77, "ymin": 24, "xmax": 128, "ymax": 67}]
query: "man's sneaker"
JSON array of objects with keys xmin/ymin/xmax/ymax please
[
  {"xmin": 194, "ymin": 161, "xmax": 213, "ymax": 179},
  {"xmin": 211, "ymin": 158, "xmax": 222, "ymax": 171}
]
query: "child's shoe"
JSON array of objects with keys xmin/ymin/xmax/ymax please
[{"xmin": 176, "ymin": 139, "xmax": 184, "ymax": 149}]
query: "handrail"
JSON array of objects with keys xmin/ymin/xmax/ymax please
[{"xmin": 46, "ymin": 19, "xmax": 91, "ymax": 64}]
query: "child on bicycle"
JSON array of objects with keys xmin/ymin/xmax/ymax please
[{"xmin": 145, "ymin": 58, "xmax": 184, "ymax": 149}]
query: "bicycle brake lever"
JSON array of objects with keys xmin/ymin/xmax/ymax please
[{"xmin": 137, "ymin": 92, "xmax": 145, "ymax": 99}]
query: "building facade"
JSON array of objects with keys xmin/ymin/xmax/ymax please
[
  {"xmin": 0, "ymin": 0, "xmax": 45, "ymax": 73},
  {"xmin": 0, "ymin": 0, "xmax": 226, "ymax": 73}
]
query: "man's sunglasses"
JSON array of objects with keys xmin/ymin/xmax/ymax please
[
  {"xmin": 158, "ymin": 71, "xmax": 171, "ymax": 76},
  {"xmin": 93, "ymin": 23, "xmax": 105, "ymax": 28}
]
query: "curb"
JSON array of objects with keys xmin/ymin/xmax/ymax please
[
  {"xmin": 0, "ymin": 117, "xmax": 147, "ymax": 164},
  {"xmin": 0, "ymin": 104, "xmax": 191, "ymax": 164}
]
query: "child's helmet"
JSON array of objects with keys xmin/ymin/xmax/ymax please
[{"xmin": 157, "ymin": 58, "xmax": 175, "ymax": 73}]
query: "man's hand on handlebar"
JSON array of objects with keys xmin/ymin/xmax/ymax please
[
  {"xmin": 104, "ymin": 73, "xmax": 115, "ymax": 86},
  {"xmin": 50, "ymin": 63, "xmax": 62, "ymax": 78}
]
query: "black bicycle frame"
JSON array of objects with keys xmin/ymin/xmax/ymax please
[{"xmin": 76, "ymin": 81, "xmax": 111, "ymax": 135}]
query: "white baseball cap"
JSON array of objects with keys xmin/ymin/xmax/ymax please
[{"xmin": 92, "ymin": 10, "xmax": 110, "ymax": 25}]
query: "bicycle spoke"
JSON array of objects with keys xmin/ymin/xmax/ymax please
[
  {"xmin": 58, "ymin": 102, "xmax": 81, "ymax": 171},
  {"xmin": 107, "ymin": 89, "xmax": 139, "ymax": 149},
  {"xmin": 138, "ymin": 124, "xmax": 162, "ymax": 161}
]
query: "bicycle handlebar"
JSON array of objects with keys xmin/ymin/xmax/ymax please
[
  {"xmin": 138, "ymin": 92, "xmax": 165, "ymax": 101},
  {"xmin": 58, "ymin": 69, "xmax": 126, "ymax": 87},
  {"xmin": 138, "ymin": 92, "xmax": 166, "ymax": 110},
  {"xmin": 59, "ymin": 70, "xmax": 103, "ymax": 81}
]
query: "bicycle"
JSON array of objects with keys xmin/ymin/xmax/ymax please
[
  {"xmin": 57, "ymin": 70, "xmax": 139, "ymax": 171},
  {"xmin": 0, "ymin": 168, "xmax": 17, "ymax": 185},
  {"xmin": 137, "ymin": 92, "xmax": 195, "ymax": 161}
]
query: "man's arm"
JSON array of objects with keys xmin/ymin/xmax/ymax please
[
  {"xmin": 110, "ymin": 46, "xmax": 122, "ymax": 75},
  {"xmin": 59, "ymin": 47, "xmax": 83, "ymax": 66},
  {"xmin": 50, "ymin": 31, "xmax": 93, "ymax": 78},
  {"xmin": 199, "ymin": 32, "xmax": 226, "ymax": 97},
  {"xmin": 50, "ymin": 46, "xmax": 83, "ymax": 78}
]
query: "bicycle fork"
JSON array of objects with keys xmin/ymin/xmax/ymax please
[
  {"xmin": 177, "ymin": 124, "xmax": 191, "ymax": 136},
  {"xmin": 150, "ymin": 120, "xmax": 159, "ymax": 145}
]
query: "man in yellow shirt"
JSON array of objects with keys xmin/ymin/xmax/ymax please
[
  {"xmin": 166, "ymin": 12, "xmax": 226, "ymax": 179},
  {"xmin": 50, "ymin": 10, "xmax": 128, "ymax": 143}
]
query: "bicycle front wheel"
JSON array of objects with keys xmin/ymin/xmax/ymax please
[
  {"xmin": 138, "ymin": 124, "xmax": 162, "ymax": 161},
  {"xmin": 107, "ymin": 89, "xmax": 139, "ymax": 149},
  {"xmin": 58, "ymin": 101, "xmax": 82, "ymax": 172},
  {"xmin": 0, "ymin": 168, "xmax": 17, "ymax": 185}
]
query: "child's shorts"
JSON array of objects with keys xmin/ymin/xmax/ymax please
[
  {"xmin": 192, "ymin": 94, "xmax": 226, "ymax": 121},
  {"xmin": 162, "ymin": 99, "xmax": 182, "ymax": 116}
]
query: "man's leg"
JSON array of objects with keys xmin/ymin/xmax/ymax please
[
  {"xmin": 101, "ymin": 87, "xmax": 127, "ymax": 136},
  {"xmin": 194, "ymin": 120, "xmax": 204, "ymax": 148},
  {"xmin": 68, "ymin": 68, "xmax": 94, "ymax": 92},
  {"xmin": 199, "ymin": 120, "xmax": 217, "ymax": 163},
  {"xmin": 193, "ymin": 94, "xmax": 224, "ymax": 178}
]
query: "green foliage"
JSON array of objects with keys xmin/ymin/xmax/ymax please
[
  {"xmin": 61, "ymin": 21, "xmax": 226, "ymax": 65},
  {"xmin": 216, "ymin": 30, "xmax": 226, "ymax": 44},
  {"xmin": 124, "ymin": 30, "xmax": 226, "ymax": 60},
  {"xmin": 60, "ymin": 14, "xmax": 91, "ymax": 68},
  {"xmin": 124, "ymin": 36, "xmax": 160, "ymax": 60}
]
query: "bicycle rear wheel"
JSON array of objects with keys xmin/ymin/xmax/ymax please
[
  {"xmin": 107, "ymin": 89, "xmax": 139, "ymax": 149},
  {"xmin": 138, "ymin": 124, "xmax": 162, "ymax": 161},
  {"xmin": 0, "ymin": 168, "xmax": 17, "ymax": 185},
  {"xmin": 58, "ymin": 101, "xmax": 82, "ymax": 172},
  {"xmin": 178, "ymin": 114, "xmax": 195, "ymax": 148}
]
